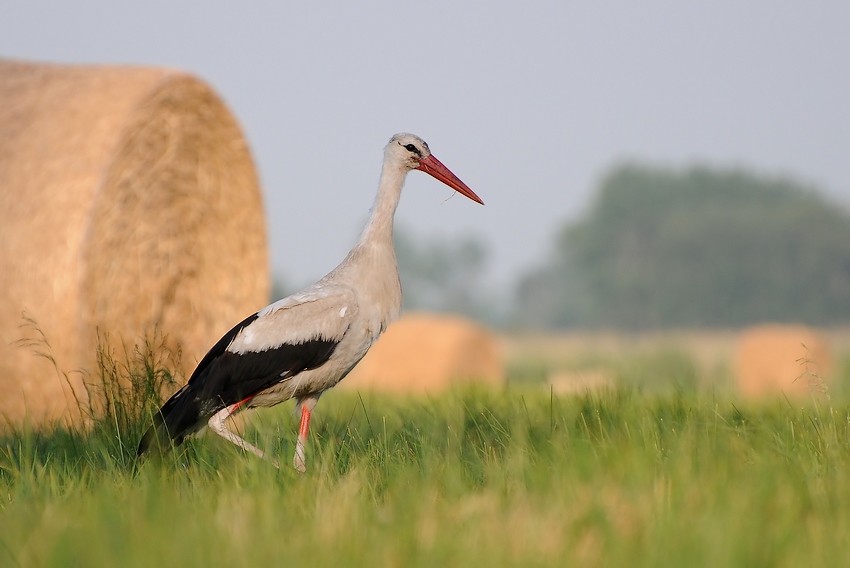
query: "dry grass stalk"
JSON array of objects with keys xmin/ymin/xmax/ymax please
[{"xmin": 734, "ymin": 324, "xmax": 833, "ymax": 399}]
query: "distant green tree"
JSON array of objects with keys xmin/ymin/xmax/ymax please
[{"xmin": 516, "ymin": 164, "xmax": 850, "ymax": 329}]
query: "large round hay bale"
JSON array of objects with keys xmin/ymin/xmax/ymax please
[
  {"xmin": 0, "ymin": 59, "xmax": 269, "ymax": 426},
  {"xmin": 340, "ymin": 312, "xmax": 504, "ymax": 393},
  {"xmin": 734, "ymin": 325, "xmax": 833, "ymax": 399}
]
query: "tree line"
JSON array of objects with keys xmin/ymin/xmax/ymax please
[{"xmin": 515, "ymin": 163, "xmax": 850, "ymax": 329}]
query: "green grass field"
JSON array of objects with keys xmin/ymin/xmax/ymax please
[{"xmin": 3, "ymin": 338, "xmax": 850, "ymax": 567}]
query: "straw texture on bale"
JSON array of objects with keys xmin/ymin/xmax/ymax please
[
  {"xmin": 734, "ymin": 325, "xmax": 833, "ymax": 399},
  {"xmin": 0, "ymin": 59, "xmax": 269, "ymax": 426},
  {"xmin": 340, "ymin": 312, "xmax": 504, "ymax": 394}
]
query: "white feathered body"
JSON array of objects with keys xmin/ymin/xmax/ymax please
[{"xmin": 137, "ymin": 133, "xmax": 480, "ymax": 459}]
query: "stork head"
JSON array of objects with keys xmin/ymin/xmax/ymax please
[{"xmin": 387, "ymin": 133, "xmax": 484, "ymax": 205}]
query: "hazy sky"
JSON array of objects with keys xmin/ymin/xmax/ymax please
[{"xmin": 3, "ymin": 3, "xmax": 849, "ymax": 292}]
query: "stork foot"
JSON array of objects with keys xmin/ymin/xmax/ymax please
[{"xmin": 294, "ymin": 438, "xmax": 307, "ymax": 473}]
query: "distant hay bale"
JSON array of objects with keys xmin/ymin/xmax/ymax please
[
  {"xmin": 548, "ymin": 370, "xmax": 614, "ymax": 395},
  {"xmin": 0, "ymin": 59, "xmax": 269, "ymax": 426},
  {"xmin": 734, "ymin": 325, "xmax": 833, "ymax": 399},
  {"xmin": 340, "ymin": 312, "xmax": 504, "ymax": 393}
]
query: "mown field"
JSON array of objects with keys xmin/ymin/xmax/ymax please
[{"xmin": 3, "ymin": 334, "xmax": 850, "ymax": 567}]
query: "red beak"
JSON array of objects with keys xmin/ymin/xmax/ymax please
[{"xmin": 417, "ymin": 154, "xmax": 484, "ymax": 205}]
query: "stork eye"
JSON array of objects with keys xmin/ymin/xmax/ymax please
[{"xmin": 403, "ymin": 143, "xmax": 422, "ymax": 156}]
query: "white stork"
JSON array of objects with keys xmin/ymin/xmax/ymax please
[{"xmin": 138, "ymin": 133, "xmax": 483, "ymax": 471}]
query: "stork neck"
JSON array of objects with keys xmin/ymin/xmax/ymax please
[{"xmin": 358, "ymin": 163, "xmax": 406, "ymax": 247}]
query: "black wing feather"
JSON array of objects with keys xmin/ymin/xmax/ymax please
[
  {"xmin": 190, "ymin": 336, "xmax": 339, "ymax": 413},
  {"xmin": 137, "ymin": 312, "xmax": 340, "ymax": 455},
  {"xmin": 187, "ymin": 312, "xmax": 261, "ymax": 386}
]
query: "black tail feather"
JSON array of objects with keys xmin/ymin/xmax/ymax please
[{"xmin": 137, "ymin": 384, "xmax": 208, "ymax": 456}]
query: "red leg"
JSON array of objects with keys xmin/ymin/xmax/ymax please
[
  {"xmin": 294, "ymin": 405, "xmax": 312, "ymax": 472},
  {"xmin": 231, "ymin": 396, "xmax": 252, "ymax": 413},
  {"xmin": 298, "ymin": 404, "xmax": 312, "ymax": 441}
]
